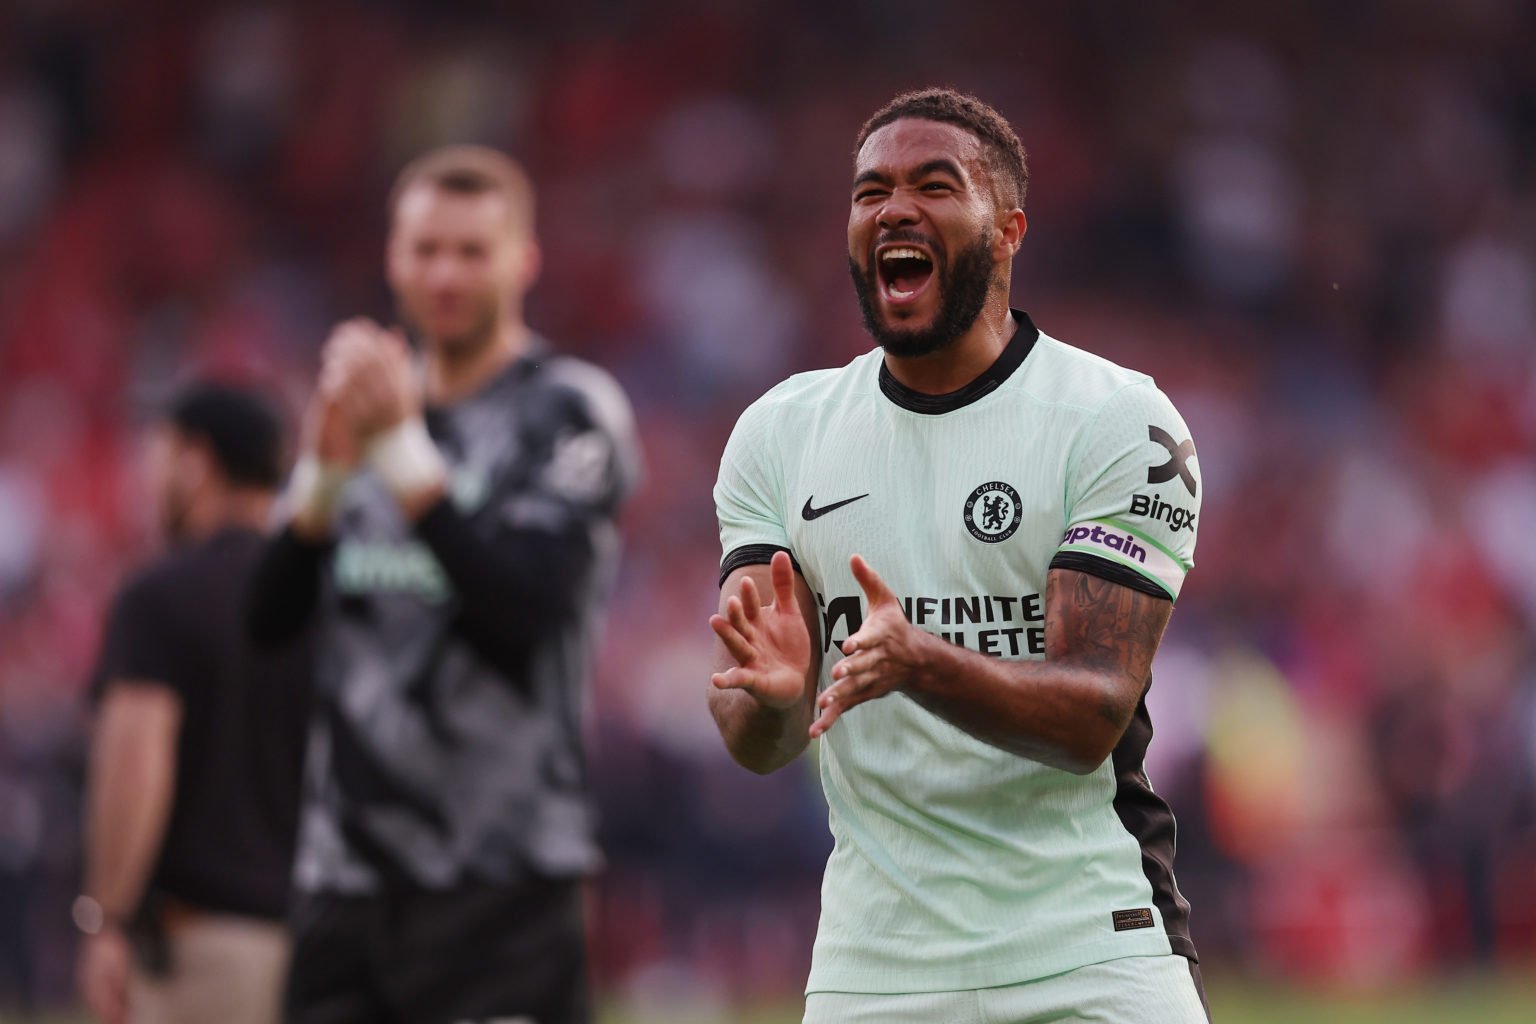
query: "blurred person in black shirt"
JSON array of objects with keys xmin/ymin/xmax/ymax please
[
  {"xmin": 249, "ymin": 146, "xmax": 640, "ymax": 1024},
  {"xmin": 77, "ymin": 383, "xmax": 311, "ymax": 1024}
]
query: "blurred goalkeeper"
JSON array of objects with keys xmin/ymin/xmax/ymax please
[{"xmin": 249, "ymin": 146, "xmax": 640, "ymax": 1024}]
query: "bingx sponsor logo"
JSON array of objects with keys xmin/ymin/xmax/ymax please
[
  {"xmin": 1147, "ymin": 425, "xmax": 1197, "ymax": 497},
  {"xmin": 1130, "ymin": 493, "xmax": 1196, "ymax": 533}
]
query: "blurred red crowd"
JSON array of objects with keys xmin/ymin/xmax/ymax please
[{"xmin": 1, "ymin": 0, "xmax": 1534, "ymax": 1010}]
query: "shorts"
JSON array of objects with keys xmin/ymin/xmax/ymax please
[
  {"xmin": 285, "ymin": 874, "xmax": 589, "ymax": 1024},
  {"xmin": 803, "ymin": 954, "xmax": 1210, "ymax": 1024}
]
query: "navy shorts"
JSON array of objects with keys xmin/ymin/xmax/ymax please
[{"xmin": 285, "ymin": 874, "xmax": 589, "ymax": 1024}]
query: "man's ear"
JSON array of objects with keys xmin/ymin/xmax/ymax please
[
  {"xmin": 177, "ymin": 438, "xmax": 216, "ymax": 492},
  {"xmin": 514, "ymin": 237, "xmax": 542, "ymax": 292},
  {"xmin": 994, "ymin": 208, "xmax": 1027, "ymax": 261}
]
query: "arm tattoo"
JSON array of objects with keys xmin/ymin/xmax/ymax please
[{"xmin": 1045, "ymin": 569, "xmax": 1173, "ymax": 725}]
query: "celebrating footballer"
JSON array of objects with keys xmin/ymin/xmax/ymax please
[{"xmin": 708, "ymin": 89, "xmax": 1210, "ymax": 1024}]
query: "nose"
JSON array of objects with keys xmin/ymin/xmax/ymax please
[
  {"xmin": 877, "ymin": 188, "xmax": 920, "ymax": 230},
  {"xmin": 425, "ymin": 252, "xmax": 465, "ymax": 290}
]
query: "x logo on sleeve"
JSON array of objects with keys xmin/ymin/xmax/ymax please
[{"xmin": 1147, "ymin": 425, "xmax": 1197, "ymax": 497}]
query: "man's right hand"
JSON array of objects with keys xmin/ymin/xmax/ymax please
[
  {"xmin": 710, "ymin": 551, "xmax": 813, "ymax": 710},
  {"xmin": 300, "ymin": 390, "xmax": 359, "ymax": 469},
  {"xmin": 78, "ymin": 928, "xmax": 132, "ymax": 1024},
  {"xmin": 287, "ymin": 322, "xmax": 371, "ymax": 540}
]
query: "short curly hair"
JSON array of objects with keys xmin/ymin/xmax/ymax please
[
  {"xmin": 166, "ymin": 381, "xmax": 284, "ymax": 488},
  {"xmin": 855, "ymin": 88, "xmax": 1029, "ymax": 209}
]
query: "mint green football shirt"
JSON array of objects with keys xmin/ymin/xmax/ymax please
[{"xmin": 715, "ymin": 312, "xmax": 1202, "ymax": 994}]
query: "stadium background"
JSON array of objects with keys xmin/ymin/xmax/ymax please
[{"xmin": 1, "ymin": 0, "xmax": 1534, "ymax": 1020}]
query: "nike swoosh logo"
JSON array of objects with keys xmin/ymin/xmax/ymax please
[{"xmin": 801, "ymin": 494, "xmax": 869, "ymax": 520}]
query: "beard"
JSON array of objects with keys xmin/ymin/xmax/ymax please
[
  {"xmin": 159, "ymin": 487, "xmax": 190, "ymax": 544},
  {"xmin": 396, "ymin": 292, "xmax": 501, "ymax": 360},
  {"xmin": 849, "ymin": 229, "xmax": 996, "ymax": 359}
]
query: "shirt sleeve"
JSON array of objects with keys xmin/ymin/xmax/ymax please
[
  {"xmin": 497, "ymin": 365, "xmax": 642, "ymax": 537},
  {"xmin": 414, "ymin": 367, "xmax": 640, "ymax": 685},
  {"xmin": 1049, "ymin": 381, "xmax": 1202, "ymax": 601},
  {"xmin": 714, "ymin": 396, "xmax": 794, "ymax": 586},
  {"xmin": 89, "ymin": 568, "xmax": 195, "ymax": 701}
]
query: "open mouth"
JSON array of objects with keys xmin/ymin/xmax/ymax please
[{"xmin": 877, "ymin": 245, "xmax": 935, "ymax": 306}]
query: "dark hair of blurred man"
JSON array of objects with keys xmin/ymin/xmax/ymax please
[
  {"xmin": 77, "ymin": 381, "xmax": 312, "ymax": 1024},
  {"xmin": 249, "ymin": 145, "xmax": 640, "ymax": 1024}
]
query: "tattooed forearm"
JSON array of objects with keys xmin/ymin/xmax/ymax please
[
  {"xmin": 898, "ymin": 568, "xmax": 1175, "ymax": 772},
  {"xmin": 1045, "ymin": 569, "xmax": 1172, "ymax": 725}
]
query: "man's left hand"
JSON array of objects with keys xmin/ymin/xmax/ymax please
[
  {"xmin": 321, "ymin": 321, "xmax": 421, "ymax": 442},
  {"xmin": 811, "ymin": 555, "xmax": 936, "ymax": 737}
]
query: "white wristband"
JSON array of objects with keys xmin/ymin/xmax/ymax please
[
  {"xmin": 285, "ymin": 455, "xmax": 350, "ymax": 526},
  {"xmin": 366, "ymin": 417, "xmax": 446, "ymax": 497}
]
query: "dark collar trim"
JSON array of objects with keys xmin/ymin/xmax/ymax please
[{"xmin": 878, "ymin": 309, "xmax": 1040, "ymax": 415}]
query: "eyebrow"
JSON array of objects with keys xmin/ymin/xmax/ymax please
[
  {"xmin": 914, "ymin": 158, "xmax": 966, "ymax": 181},
  {"xmin": 852, "ymin": 158, "xmax": 967, "ymax": 190}
]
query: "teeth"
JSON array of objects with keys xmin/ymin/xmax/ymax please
[
  {"xmin": 890, "ymin": 286, "xmax": 915, "ymax": 298},
  {"xmin": 880, "ymin": 247, "xmax": 930, "ymax": 263}
]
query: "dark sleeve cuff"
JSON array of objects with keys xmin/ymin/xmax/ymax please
[
  {"xmin": 719, "ymin": 544, "xmax": 800, "ymax": 587},
  {"xmin": 1048, "ymin": 552, "xmax": 1173, "ymax": 601}
]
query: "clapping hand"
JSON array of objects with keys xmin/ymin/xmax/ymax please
[
  {"xmin": 710, "ymin": 552, "xmax": 813, "ymax": 711},
  {"xmin": 811, "ymin": 555, "xmax": 933, "ymax": 737}
]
